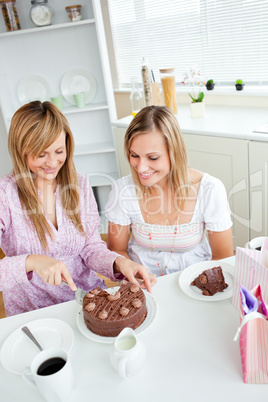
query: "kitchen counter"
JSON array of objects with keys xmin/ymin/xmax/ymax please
[{"xmin": 112, "ymin": 104, "xmax": 268, "ymax": 142}]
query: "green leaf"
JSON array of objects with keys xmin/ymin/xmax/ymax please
[
  {"xmin": 188, "ymin": 93, "xmax": 196, "ymax": 102},
  {"xmin": 197, "ymin": 92, "xmax": 204, "ymax": 102}
]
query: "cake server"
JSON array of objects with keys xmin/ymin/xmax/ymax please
[{"xmin": 62, "ymin": 281, "xmax": 86, "ymax": 305}]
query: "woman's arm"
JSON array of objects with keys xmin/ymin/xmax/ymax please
[
  {"xmin": 107, "ymin": 221, "xmax": 131, "ymax": 259},
  {"xmin": 208, "ymin": 228, "xmax": 234, "ymax": 260}
]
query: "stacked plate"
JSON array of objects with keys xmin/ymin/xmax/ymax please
[
  {"xmin": 17, "ymin": 75, "xmax": 51, "ymax": 104},
  {"xmin": 17, "ymin": 69, "xmax": 97, "ymax": 106},
  {"xmin": 60, "ymin": 69, "xmax": 96, "ymax": 105}
]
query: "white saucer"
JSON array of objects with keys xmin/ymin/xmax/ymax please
[
  {"xmin": 0, "ymin": 318, "xmax": 74, "ymax": 374},
  {"xmin": 17, "ymin": 75, "xmax": 50, "ymax": 104},
  {"xmin": 179, "ymin": 260, "xmax": 234, "ymax": 301},
  {"xmin": 77, "ymin": 287, "xmax": 158, "ymax": 343},
  {"xmin": 61, "ymin": 69, "xmax": 97, "ymax": 105}
]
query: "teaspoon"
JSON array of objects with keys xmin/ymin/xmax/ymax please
[{"xmin": 21, "ymin": 326, "xmax": 43, "ymax": 351}]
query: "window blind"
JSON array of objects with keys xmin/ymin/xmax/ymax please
[{"xmin": 106, "ymin": 0, "xmax": 268, "ymax": 87}]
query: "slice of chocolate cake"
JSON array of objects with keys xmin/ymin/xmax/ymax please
[
  {"xmin": 190, "ymin": 266, "xmax": 228, "ymax": 296},
  {"xmin": 83, "ymin": 280, "xmax": 147, "ymax": 337}
]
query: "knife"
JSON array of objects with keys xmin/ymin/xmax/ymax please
[{"xmin": 62, "ymin": 281, "xmax": 87, "ymax": 305}]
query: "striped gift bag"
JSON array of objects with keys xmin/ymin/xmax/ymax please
[
  {"xmin": 234, "ymin": 285, "xmax": 268, "ymax": 383},
  {"xmin": 232, "ymin": 238, "xmax": 268, "ymax": 310}
]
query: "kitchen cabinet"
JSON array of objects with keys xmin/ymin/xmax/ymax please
[
  {"xmin": 248, "ymin": 141, "xmax": 268, "ymax": 239},
  {"xmin": 0, "ymin": 0, "xmax": 119, "ymax": 230},
  {"xmin": 113, "ymin": 127, "xmax": 131, "ymax": 178},
  {"xmin": 183, "ymin": 134, "xmax": 249, "ymax": 249}
]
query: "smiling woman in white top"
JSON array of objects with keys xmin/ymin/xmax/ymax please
[{"xmin": 105, "ymin": 106, "xmax": 233, "ymax": 277}]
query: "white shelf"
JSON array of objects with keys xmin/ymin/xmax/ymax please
[
  {"xmin": 63, "ymin": 102, "xmax": 108, "ymax": 115},
  {"xmin": 6, "ymin": 103, "xmax": 109, "ymax": 123},
  {"xmin": 0, "ymin": 19, "xmax": 95, "ymax": 37},
  {"xmin": 74, "ymin": 141, "xmax": 115, "ymax": 156}
]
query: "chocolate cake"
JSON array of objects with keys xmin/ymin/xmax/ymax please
[
  {"xmin": 83, "ymin": 280, "xmax": 147, "ymax": 337},
  {"xmin": 190, "ymin": 266, "xmax": 228, "ymax": 296}
]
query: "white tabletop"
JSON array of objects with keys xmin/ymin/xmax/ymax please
[{"xmin": 0, "ymin": 256, "xmax": 267, "ymax": 402}]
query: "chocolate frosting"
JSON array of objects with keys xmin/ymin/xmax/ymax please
[
  {"xmin": 83, "ymin": 281, "xmax": 147, "ymax": 337},
  {"xmin": 191, "ymin": 266, "xmax": 228, "ymax": 296}
]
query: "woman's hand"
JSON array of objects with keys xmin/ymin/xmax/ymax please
[
  {"xmin": 25, "ymin": 254, "xmax": 77, "ymax": 291},
  {"xmin": 113, "ymin": 256, "xmax": 157, "ymax": 292}
]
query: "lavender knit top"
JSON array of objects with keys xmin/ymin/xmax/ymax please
[{"xmin": 0, "ymin": 173, "xmax": 120, "ymax": 316}]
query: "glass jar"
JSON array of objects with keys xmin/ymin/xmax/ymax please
[
  {"xmin": 130, "ymin": 77, "xmax": 144, "ymax": 117},
  {"xmin": 141, "ymin": 58, "xmax": 153, "ymax": 106},
  {"xmin": 0, "ymin": 0, "xmax": 21, "ymax": 31},
  {"xmin": 30, "ymin": 0, "xmax": 54, "ymax": 27},
  {"xmin": 65, "ymin": 5, "xmax": 82, "ymax": 22},
  {"xmin": 160, "ymin": 68, "xmax": 177, "ymax": 114}
]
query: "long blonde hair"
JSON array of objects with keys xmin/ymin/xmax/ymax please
[
  {"xmin": 124, "ymin": 105, "xmax": 190, "ymax": 209},
  {"xmin": 8, "ymin": 101, "xmax": 85, "ymax": 249}
]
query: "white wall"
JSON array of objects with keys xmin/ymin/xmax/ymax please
[{"xmin": 0, "ymin": 108, "xmax": 12, "ymax": 178}]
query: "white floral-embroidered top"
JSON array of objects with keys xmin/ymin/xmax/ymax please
[{"xmin": 105, "ymin": 174, "xmax": 232, "ymax": 276}]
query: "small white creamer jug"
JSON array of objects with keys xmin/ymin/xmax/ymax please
[{"xmin": 109, "ymin": 327, "xmax": 147, "ymax": 379}]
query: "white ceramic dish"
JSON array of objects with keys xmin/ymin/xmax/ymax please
[
  {"xmin": 17, "ymin": 75, "xmax": 50, "ymax": 104},
  {"xmin": 0, "ymin": 318, "xmax": 74, "ymax": 375},
  {"xmin": 179, "ymin": 260, "xmax": 234, "ymax": 301},
  {"xmin": 60, "ymin": 69, "xmax": 96, "ymax": 105},
  {"xmin": 76, "ymin": 287, "xmax": 158, "ymax": 344}
]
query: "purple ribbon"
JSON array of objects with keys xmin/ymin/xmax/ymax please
[{"xmin": 240, "ymin": 286, "xmax": 259, "ymax": 315}]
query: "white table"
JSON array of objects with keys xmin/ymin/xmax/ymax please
[{"xmin": 0, "ymin": 257, "xmax": 267, "ymax": 402}]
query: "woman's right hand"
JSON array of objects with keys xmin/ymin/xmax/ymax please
[{"xmin": 25, "ymin": 254, "xmax": 77, "ymax": 291}]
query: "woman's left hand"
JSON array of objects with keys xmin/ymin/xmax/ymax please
[{"xmin": 114, "ymin": 257, "xmax": 156, "ymax": 293}]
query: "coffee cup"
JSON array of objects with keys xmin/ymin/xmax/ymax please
[
  {"xmin": 21, "ymin": 348, "xmax": 73, "ymax": 401},
  {"xmin": 51, "ymin": 95, "xmax": 63, "ymax": 110},
  {"xmin": 109, "ymin": 327, "xmax": 147, "ymax": 379},
  {"xmin": 73, "ymin": 92, "xmax": 86, "ymax": 108},
  {"xmin": 245, "ymin": 237, "xmax": 267, "ymax": 251}
]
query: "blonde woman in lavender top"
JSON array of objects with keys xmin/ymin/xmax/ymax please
[
  {"xmin": 105, "ymin": 106, "xmax": 233, "ymax": 277},
  {"xmin": 0, "ymin": 101, "xmax": 155, "ymax": 316}
]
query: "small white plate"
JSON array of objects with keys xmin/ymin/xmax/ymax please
[
  {"xmin": 17, "ymin": 75, "xmax": 50, "ymax": 104},
  {"xmin": 61, "ymin": 69, "xmax": 97, "ymax": 105},
  {"xmin": 77, "ymin": 287, "xmax": 158, "ymax": 343},
  {"xmin": 179, "ymin": 260, "xmax": 234, "ymax": 301},
  {"xmin": 0, "ymin": 318, "xmax": 74, "ymax": 375}
]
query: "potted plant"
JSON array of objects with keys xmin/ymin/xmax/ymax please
[
  {"xmin": 235, "ymin": 79, "xmax": 244, "ymax": 91},
  {"xmin": 182, "ymin": 66, "xmax": 206, "ymax": 117},
  {"xmin": 206, "ymin": 79, "xmax": 215, "ymax": 90}
]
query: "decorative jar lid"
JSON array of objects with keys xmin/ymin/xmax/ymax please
[
  {"xmin": 159, "ymin": 68, "xmax": 175, "ymax": 73},
  {"xmin": 31, "ymin": 0, "xmax": 48, "ymax": 4},
  {"xmin": 65, "ymin": 5, "xmax": 81, "ymax": 10}
]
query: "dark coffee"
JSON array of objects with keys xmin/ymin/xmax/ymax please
[
  {"xmin": 255, "ymin": 246, "xmax": 262, "ymax": 251},
  {"xmin": 37, "ymin": 357, "xmax": 66, "ymax": 376}
]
